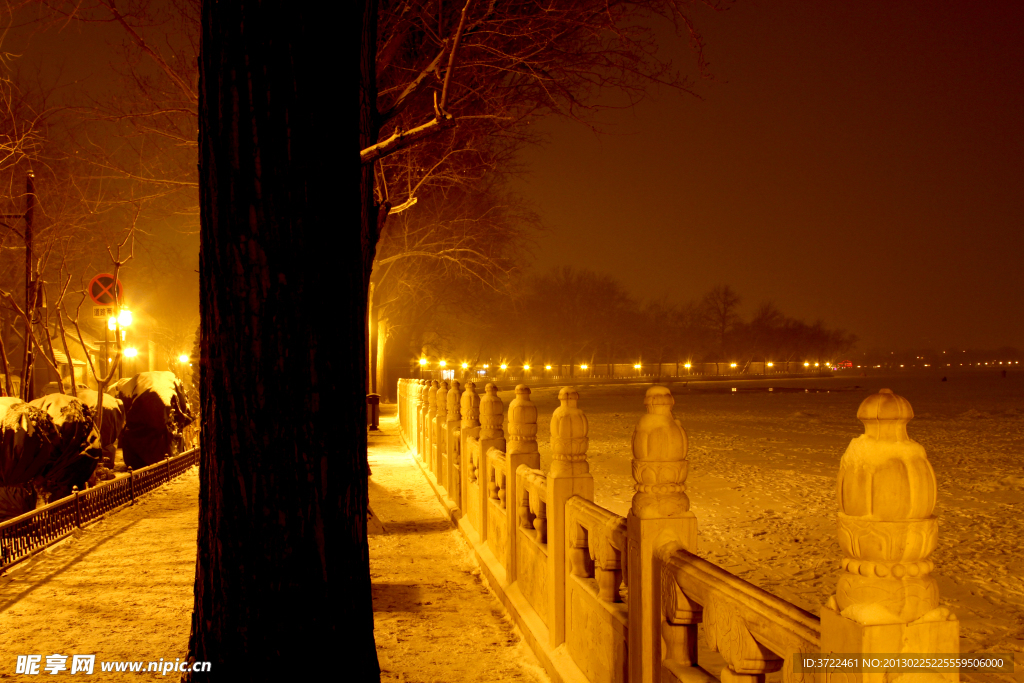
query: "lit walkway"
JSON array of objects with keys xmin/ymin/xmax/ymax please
[
  {"xmin": 369, "ymin": 405, "xmax": 548, "ymax": 683},
  {"xmin": 0, "ymin": 469, "xmax": 198, "ymax": 678},
  {"xmin": 0, "ymin": 408, "xmax": 547, "ymax": 681}
]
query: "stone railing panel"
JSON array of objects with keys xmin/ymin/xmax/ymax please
[
  {"xmin": 565, "ymin": 496, "xmax": 630, "ymax": 683},
  {"xmin": 486, "ymin": 448, "xmax": 509, "ymax": 566},
  {"xmin": 661, "ymin": 546, "xmax": 819, "ymax": 683},
  {"xmin": 517, "ymin": 464, "xmax": 550, "ymax": 627}
]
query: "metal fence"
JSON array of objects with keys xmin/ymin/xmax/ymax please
[{"xmin": 0, "ymin": 447, "xmax": 201, "ymax": 570}]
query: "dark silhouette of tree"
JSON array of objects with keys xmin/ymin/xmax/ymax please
[
  {"xmin": 185, "ymin": 1, "xmax": 377, "ymax": 678},
  {"xmin": 700, "ymin": 284, "xmax": 741, "ymax": 359}
]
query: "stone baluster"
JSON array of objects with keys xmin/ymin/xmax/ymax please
[
  {"xmin": 546, "ymin": 386, "xmax": 593, "ymax": 647},
  {"xmin": 460, "ymin": 382, "xmax": 481, "ymax": 517},
  {"xmin": 626, "ymin": 385, "xmax": 697, "ymax": 683},
  {"xmin": 821, "ymin": 388, "xmax": 959, "ymax": 682},
  {"xmin": 426, "ymin": 380, "xmax": 439, "ymax": 471},
  {"xmin": 476, "ymin": 383, "xmax": 506, "ymax": 544},
  {"xmin": 506, "ymin": 384, "xmax": 540, "ymax": 582},
  {"xmin": 411, "ymin": 379, "xmax": 424, "ymax": 455},
  {"xmin": 418, "ymin": 380, "xmax": 430, "ymax": 460},
  {"xmin": 435, "ymin": 380, "xmax": 449, "ymax": 489},
  {"xmin": 446, "ymin": 380, "xmax": 462, "ymax": 509},
  {"xmin": 397, "ymin": 379, "xmax": 403, "ymax": 438}
]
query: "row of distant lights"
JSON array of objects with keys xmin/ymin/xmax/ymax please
[{"xmin": 420, "ymin": 359, "xmax": 830, "ymax": 370}]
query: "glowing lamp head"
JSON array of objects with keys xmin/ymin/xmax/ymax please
[
  {"xmin": 419, "ymin": 358, "xmax": 427, "ymax": 366},
  {"xmin": 581, "ymin": 364, "xmax": 588, "ymax": 370},
  {"xmin": 117, "ymin": 309, "xmax": 132, "ymax": 327},
  {"xmin": 767, "ymin": 362, "xmax": 774, "ymax": 367},
  {"xmin": 124, "ymin": 347, "xmax": 138, "ymax": 358},
  {"xmin": 178, "ymin": 354, "xmax": 189, "ymax": 363},
  {"xmin": 730, "ymin": 362, "xmax": 737, "ymax": 368},
  {"xmin": 804, "ymin": 362, "xmax": 810, "ymax": 367},
  {"xmin": 684, "ymin": 363, "xmax": 691, "ymax": 369},
  {"xmin": 107, "ymin": 316, "xmax": 117, "ymax": 331},
  {"xmin": 545, "ymin": 365, "xmax": 552, "ymax": 370},
  {"xmin": 461, "ymin": 362, "xmax": 468, "ymax": 369},
  {"xmin": 500, "ymin": 364, "xmax": 507, "ymax": 370},
  {"xmin": 634, "ymin": 364, "xmax": 641, "ymax": 369},
  {"xmin": 523, "ymin": 364, "xmax": 530, "ymax": 371},
  {"xmin": 439, "ymin": 360, "xmax": 446, "ymax": 367},
  {"xmin": 483, "ymin": 364, "xmax": 489, "ymax": 369},
  {"xmin": 814, "ymin": 362, "xmax": 820, "ymax": 367}
]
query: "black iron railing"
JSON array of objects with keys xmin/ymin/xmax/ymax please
[{"xmin": 0, "ymin": 447, "xmax": 200, "ymax": 570}]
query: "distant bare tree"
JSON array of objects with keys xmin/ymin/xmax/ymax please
[{"xmin": 700, "ymin": 284, "xmax": 741, "ymax": 358}]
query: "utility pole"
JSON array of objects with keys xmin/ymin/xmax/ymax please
[{"xmin": 23, "ymin": 171, "xmax": 35, "ymax": 400}]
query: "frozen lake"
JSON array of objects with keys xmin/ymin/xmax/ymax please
[{"xmin": 492, "ymin": 369, "xmax": 1023, "ymax": 680}]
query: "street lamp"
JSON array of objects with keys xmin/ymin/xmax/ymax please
[{"xmin": 178, "ymin": 354, "xmax": 189, "ymax": 364}]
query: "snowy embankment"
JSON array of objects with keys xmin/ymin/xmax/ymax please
[{"xmin": 496, "ymin": 371, "xmax": 1022, "ymax": 682}]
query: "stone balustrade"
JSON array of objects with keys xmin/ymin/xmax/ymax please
[
  {"xmin": 518, "ymin": 466, "xmax": 548, "ymax": 544},
  {"xmin": 395, "ymin": 379, "xmax": 959, "ymax": 683}
]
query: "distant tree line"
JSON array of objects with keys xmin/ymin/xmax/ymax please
[{"xmin": 387, "ymin": 268, "xmax": 857, "ymax": 384}]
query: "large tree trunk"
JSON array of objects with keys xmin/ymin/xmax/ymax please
[{"xmin": 187, "ymin": 0, "xmax": 379, "ymax": 678}]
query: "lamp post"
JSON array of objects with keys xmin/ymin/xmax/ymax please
[
  {"xmin": 115, "ymin": 308, "xmax": 132, "ymax": 379},
  {"xmin": 124, "ymin": 347, "xmax": 139, "ymax": 377}
]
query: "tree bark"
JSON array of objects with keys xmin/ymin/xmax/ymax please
[{"xmin": 187, "ymin": 0, "xmax": 379, "ymax": 678}]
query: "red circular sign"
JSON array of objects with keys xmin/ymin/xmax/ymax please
[{"xmin": 88, "ymin": 273, "xmax": 124, "ymax": 306}]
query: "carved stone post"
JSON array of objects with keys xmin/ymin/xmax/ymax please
[
  {"xmin": 435, "ymin": 380, "xmax": 449, "ymax": 488},
  {"xmin": 820, "ymin": 389, "xmax": 959, "ymax": 683},
  {"xmin": 547, "ymin": 386, "xmax": 593, "ymax": 647},
  {"xmin": 627, "ymin": 385, "xmax": 697, "ymax": 683},
  {"xmin": 410, "ymin": 379, "xmax": 423, "ymax": 455},
  {"xmin": 426, "ymin": 380, "xmax": 439, "ymax": 472},
  {"xmin": 506, "ymin": 384, "xmax": 539, "ymax": 582},
  {"xmin": 477, "ymin": 383, "xmax": 506, "ymax": 545},
  {"xmin": 446, "ymin": 380, "xmax": 462, "ymax": 510},
  {"xmin": 397, "ymin": 378, "xmax": 403, "ymax": 438},
  {"xmin": 418, "ymin": 380, "xmax": 430, "ymax": 460},
  {"xmin": 460, "ymin": 382, "xmax": 481, "ymax": 518}
]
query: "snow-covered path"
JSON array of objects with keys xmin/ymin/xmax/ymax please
[
  {"xmin": 0, "ymin": 416, "xmax": 550, "ymax": 682},
  {"xmin": 0, "ymin": 469, "xmax": 198, "ymax": 678},
  {"xmin": 369, "ymin": 411, "xmax": 549, "ymax": 683}
]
